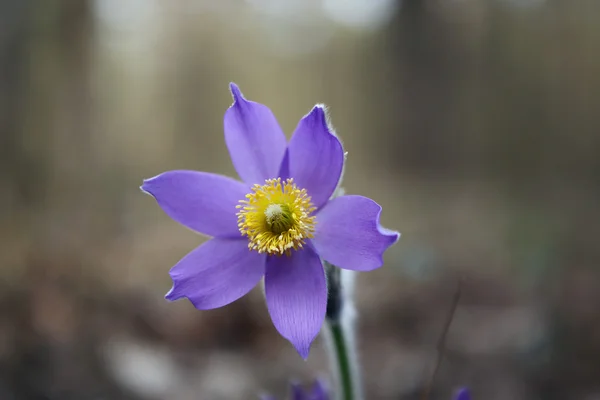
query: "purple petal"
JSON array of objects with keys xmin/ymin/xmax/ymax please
[
  {"xmin": 290, "ymin": 383, "xmax": 305, "ymax": 400},
  {"xmin": 165, "ymin": 238, "xmax": 265, "ymax": 309},
  {"xmin": 454, "ymin": 388, "xmax": 471, "ymax": 400},
  {"xmin": 284, "ymin": 105, "xmax": 344, "ymax": 209},
  {"xmin": 224, "ymin": 83, "xmax": 287, "ymax": 185},
  {"xmin": 264, "ymin": 247, "xmax": 327, "ymax": 359},
  {"xmin": 312, "ymin": 195, "xmax": 399, "ymax": 271},
  {"xmin": 311, "ymin": 380, "xmax": 329, "ymax": 400},
  {"xmin": 142, "ymin": 170, "xmax": 248, "ymax": 238}
]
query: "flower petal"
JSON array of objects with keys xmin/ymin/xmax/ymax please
[
  {"xmin": 454, "ymin": 388, "xmax": 471, "ymax": 400},
  {"xmin": 224, "ymin": 83, "xmax": 287, "ymax": 184},
  {"xmin": 264, "ymin": 247, "xmax": 327, "ymax": 359},
  {"xmin": 285, "ymin": 105, "xmax": 344, "ymax": 209},
  {"xmin": 312, "ymin": 195, "xmax": 399, "ymax": 271},
  {"xmin": 290, "ymin": 383, "xmax": 305, "ymax": 400},
  {"xmin": 311, "ymin": 380, "xmax": 329, "ymax": 400},
  {"xmin": 165, "ymin": 238, "xmax": 265, "ymax": 309},
  {"xmin": 141, "ymin": 170, "xmax": 248, "ymax": 238}
]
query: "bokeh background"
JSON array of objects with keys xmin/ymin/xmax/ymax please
[{"xmin": 1, "ymin": 0, "xmax": 600, "ymax": 399}]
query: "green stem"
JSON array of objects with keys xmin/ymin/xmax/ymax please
[
  {"xmin": 324, "ymin": 263, "xmax": 361, "ymax": 400},
  {"xmin": 326, "ymin": 319, "xmax": 357, "ymax": 400}
]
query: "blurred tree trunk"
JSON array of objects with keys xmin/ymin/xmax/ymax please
[
  {"xmin": 0, "ymin": 0, "xmax": 95, "ymax": 215},
  {"xmin": 0, "ymin": 0, "xmax": 35, "ymax": 211}
]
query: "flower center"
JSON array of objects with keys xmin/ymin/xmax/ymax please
[{"xmin": 236, "ymin": 178, "xmax": 316, "ymax": 255}]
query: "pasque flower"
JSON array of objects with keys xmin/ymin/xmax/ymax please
[
  {"xmin": 260, "ymin": 382, "xmax": 469, "ymax": 400},
  {"xmin": 261, "ymin": 381, "xmax": 329, "ymax": 400},
  {"xmin": 142, "ymin": 83, "xmax": 399, "ymax": 358},
  {"xmin": 455, "ymin": 388, "xmax": 471, "ymax": 400}
]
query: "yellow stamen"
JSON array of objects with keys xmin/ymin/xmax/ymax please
[{"xmin": 236, "ymin": 178, "xmax": 316, "ymax": 256}]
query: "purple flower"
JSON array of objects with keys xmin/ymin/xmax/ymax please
[
  {"xmin": 141, "ymin": 83, "xmax": 399, "ymax": 358},
  {"xmin": 261, "ymin": 381, "xmax": 329, "ymax": 400},
  {"xmin": 455, "ymin": 388, "xmax": 470, "ymax": 400}
]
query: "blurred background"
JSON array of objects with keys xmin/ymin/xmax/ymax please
[{"xmin": 1, "ymin": 0, "xmax": 600, "ymax": 399}]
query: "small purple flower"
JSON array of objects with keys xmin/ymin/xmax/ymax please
[
  {"xmin": 142, "ymin": 83, "xmax": 399, "ymax": 358},
  {"xmin": 262, "ymin": 381, "xmax": 329, "ymax": 400},
  {"xmin": 455, "ymin": 388, "xmax": 471, "ymax": 400}
]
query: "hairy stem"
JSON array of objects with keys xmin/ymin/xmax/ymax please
[{"xmin": 324, "ymin": 263, "xmax": 362, "ymax": 400}]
